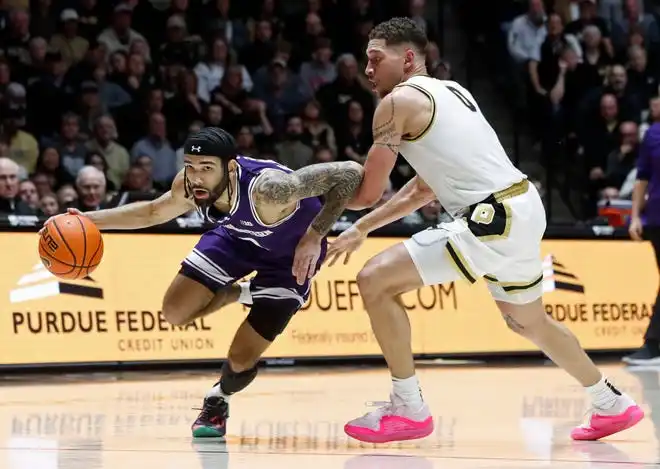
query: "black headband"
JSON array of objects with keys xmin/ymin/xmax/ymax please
[{"xmin": 183, "ymin": 138, "xmax": 236, "ymax": 158}]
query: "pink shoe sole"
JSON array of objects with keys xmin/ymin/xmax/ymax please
[
  {"xmin": 344, "ymin": 417, "xmax": 434, "ymax": 443},
  {"xmin": 571, "ymin": 405, "xmax": 645, "ymax": 441}
]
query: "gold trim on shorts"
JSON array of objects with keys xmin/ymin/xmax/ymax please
[
  {"xmin": 445, "ymin": 240, "xmax": 477, "ymax": 284},
  {"xmin": 482, "ymin": 273, "xmax": 544, "ymax": 294},
  {"xmin": 493, "ymin": 179, "xmax": 529, "ymax": 203}
]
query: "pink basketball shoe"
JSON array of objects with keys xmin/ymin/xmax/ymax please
[
  {"xmin": 344, "ymin": 395, "xmax": 434, "ymax": 443},
  {"xmin": 571, "ymin": 395, "xmax": 644, "ymax": 441}
]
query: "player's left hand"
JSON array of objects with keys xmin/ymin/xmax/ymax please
[
  {"xmin": 293, "ymin": 230, "xmax": 323, "ymax": 285},
  {"xmin": 326, "ymin": 225, "xmax": 366, "ymax": 267}
]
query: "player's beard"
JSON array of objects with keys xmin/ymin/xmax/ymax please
[
  {"xmin": 192, "ymin": 183, "xmax": 223, "ymax": 207},
  {"xmin": 185, "ymin": 163, "xmax": 233, "ymax": 219},
  {"xmin": 195, "ymin": 178, "xmax": 230, "ymax": 213}
]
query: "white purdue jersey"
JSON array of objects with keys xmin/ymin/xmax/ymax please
[{"xmin": 398, "ymin": 76, "xmax": 526, "ymax": 216}]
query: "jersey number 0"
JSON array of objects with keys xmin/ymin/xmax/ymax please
[{"xmin": 446, "ymin": 86, "xmax": 477, "ymax": 112}]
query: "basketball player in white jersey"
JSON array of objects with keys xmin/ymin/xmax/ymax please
[{"xmin": 325, "ymin": 17, "xmax": 644, "ymax": 443}]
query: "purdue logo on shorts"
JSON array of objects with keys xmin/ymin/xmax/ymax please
[{"xmin": 470, "ymin": 203, "xmax": 495, "ymax": 225}]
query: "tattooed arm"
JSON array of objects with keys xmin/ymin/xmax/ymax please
[
  {"xmin": 253, "ymin": 161, "xmax": 364, "ymax": 237},
  {"xmin": 254, "ymin": 161, "xmax": 364, "ymax": 285},
  {"xmin": 348, "ymin": 85, "xmax": 430, "ymax": 210}
]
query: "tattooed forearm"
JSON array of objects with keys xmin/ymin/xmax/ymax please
[
  {"xmin": 253, "ymin": 162, "xmax": 364, "ymax": 234},
  {"xmin": 372, "ymin": 94, "xmax": 400, "ymax": 156},
  {"xmin": 310, "ymin": 164, "xmax": 363, "ymax": 236}
]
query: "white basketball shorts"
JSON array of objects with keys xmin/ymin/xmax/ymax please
[{"xmin": 404, "ymin": 179, "xmax": 547, "ymax": 305}]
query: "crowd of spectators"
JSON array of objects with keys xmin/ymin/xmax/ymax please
[
  {"xmin": 503, "ymin": 0, "xmax": 660, "ymax": 220},
  {"xmin": 0, "ymin": 0, "xmax": 449, "ymax": 229}
]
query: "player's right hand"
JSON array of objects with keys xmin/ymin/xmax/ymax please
[
  {"xmin": 39, "ymin": 208, "xmax": 83, "ymax": 234},
  {"xmin": 326, "ymin": 225, "xmax": 366, "ymax": 267},
  {"xmin": 629, "ymin": 216, "xmax": 643, "ymax": 241}
]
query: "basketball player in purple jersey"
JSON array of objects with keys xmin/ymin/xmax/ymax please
[{"xmin": 45, "ymin": 127, "xmax": 363, "ymax": 437}]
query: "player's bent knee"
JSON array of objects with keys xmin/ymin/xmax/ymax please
[
  {"xmin": 161, "ymin": 288, "xmax": 195, "ymax": 326},
  {"xmin": 356, "ymin": 257, "xmax": 387, "ymax": 297},
  {"xmin": 161, "ymin": 290, "xmax": 188, "ymax": 325},
  {"xmin": 161, "ymin": 274, "xmax": 212, "ymax": 326},
  {"xmin": 358, "ymin": 252, "xmax": 412, "ymax": 301},
  {"xmin": 161, "ymin": 302, "xmax": 193, "ymax": 326}
]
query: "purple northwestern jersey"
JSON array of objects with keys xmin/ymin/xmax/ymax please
[
  {"xmin": 197, "ymin": 156, "xmax": 324, "ymax": 252},
  {"xmin": 179, "ymin": 156, "xmax": 327, "ymax": 308}
]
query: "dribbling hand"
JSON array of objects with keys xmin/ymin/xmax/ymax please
[
  {"xmin": 39, "ymin": 208, "xmax": 83, "ymax": 235},
  {"xmin": 326, "ymin": 225, "xmax": 366, "ymax": 267}
]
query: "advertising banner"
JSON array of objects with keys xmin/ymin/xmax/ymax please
[{"xmin": 0, "ymin": 233, "xmax": 656, "ymax": 366}]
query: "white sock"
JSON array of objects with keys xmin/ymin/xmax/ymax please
[
  {"xmin": 238, "ymin": 282, "xmax": 252, "ymax": 305},
  {"xmin": 206, "ymin": 382, "xmax": 230, "ymax": 400},
  {"xmin": 392, "ymin": 375, "xmax": 424, "ymax": 408},
  {"xmin": 586, "ymin": 376, "xmax": 622, "ymax": 410}
]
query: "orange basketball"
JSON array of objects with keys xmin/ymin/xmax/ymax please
[{"xmin": 38, "ymin": 214, "xmax": 104, "ymax": 280}]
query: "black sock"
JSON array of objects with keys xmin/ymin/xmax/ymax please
[{"xmin": 218, "ymin": 361, "xmax": 258, "ymax": 395}]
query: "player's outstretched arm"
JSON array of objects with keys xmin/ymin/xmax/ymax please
[
  {"xmin": 326, "ymin": 176, "xmax": 436, "ymax": 267},
  {"xmin": 253, "ymin": 161, "xmax": 364, "ymax": 237},
  {"xmin": 355, "ymin": 176, "xmax": 436, "ymax": 234},
  {"xmin": 71, "ymin": 171, "xmax": 194, "ymax": 230}
]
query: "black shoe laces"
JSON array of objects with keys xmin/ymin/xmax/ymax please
[{"xmin": 193, "ymin": 396, "xmax": 228, "ymax": 419}]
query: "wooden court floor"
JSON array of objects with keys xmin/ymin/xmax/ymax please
[{"xmin": 1, "ymin": 363, "xmax": 659, "ymax": 469}]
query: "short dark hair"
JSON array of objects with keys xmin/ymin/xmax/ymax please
[{"xmin": 368, "ymin": 17, "xmax": 428, "ymax": 53}]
